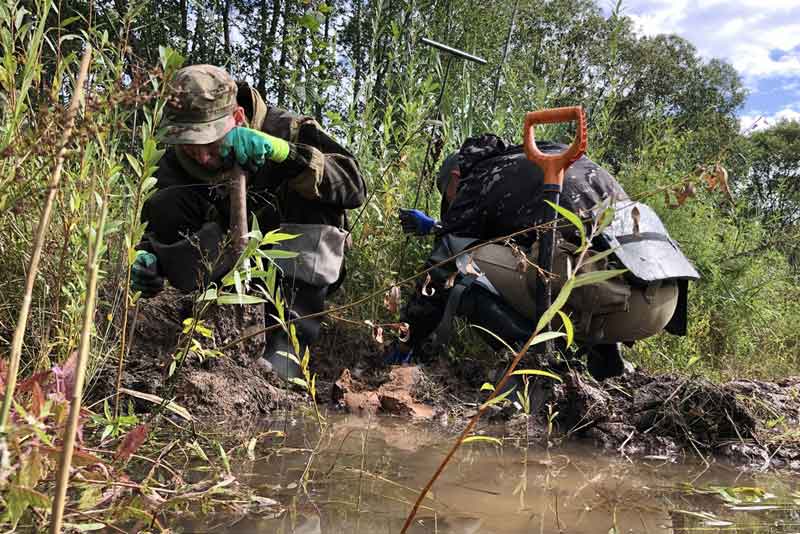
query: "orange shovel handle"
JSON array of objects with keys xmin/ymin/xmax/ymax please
[{"xmin": 523, "ymin": 106, "xmax": 587, "ymax": 187}]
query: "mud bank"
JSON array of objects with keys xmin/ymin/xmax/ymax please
[
  {"xmin": 540, "ymin": 370, "xmax": 800, "ymax": 469},
  {"xmin": 93, "ymin": 292, "xmax": 800, "ymax": 468},
  {"xmin": 92, "ymin": 289, "xmax": 304, "ymax": 420}
]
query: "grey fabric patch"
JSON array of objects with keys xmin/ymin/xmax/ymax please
[
  {"xmin": 601, "ymin": 202, "xmax": 700, "ymax": 284},
  {"xmin": 273, "ymin": 223, "xmax": 346, "ymax": 287}
]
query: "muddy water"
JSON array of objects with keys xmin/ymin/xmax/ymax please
[{"xmin": 179, "ymin": 414, "xmax": 800, "ymax": 533}]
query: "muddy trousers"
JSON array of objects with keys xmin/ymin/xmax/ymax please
[
  {"xmin": 471, "ymin": 244, "xmax": 679, "ymax": 345},
  {"xmin": 455, "ymin": 282, "xmax": 630, "ymax": 381},
  {"xmin": 468, "ymin": 243, "xmax": 679, "ymax": 380}
]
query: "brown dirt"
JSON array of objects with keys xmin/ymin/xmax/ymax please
[
  {"xmin": 92, "ymin": 294, "xmax": 800, "ymax": 469},
  {"xmin": 332, "ymin": 366, "xmax": 436, "ymax": 419},
  {"xmin": 507, "ymin": 369, "xmax": 800, "ymax": 469},
  {"xmin": 91, "ymin": 289, "xmax": 302, "ymax": 421}
]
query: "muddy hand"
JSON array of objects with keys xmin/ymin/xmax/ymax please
[{"xmin": 131, "ymin": 250, "xmax": 164, "ymax": 298}]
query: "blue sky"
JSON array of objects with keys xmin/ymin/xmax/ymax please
[{"xmin": 602, "ymin": 0, "xmax": 800, "ymax": 130}]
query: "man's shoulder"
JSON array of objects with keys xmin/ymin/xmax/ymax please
[{"xmin": 260, "ymin": 106, "xmax": 318, "ymax": 142}]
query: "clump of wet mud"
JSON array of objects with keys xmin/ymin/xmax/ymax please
[
  {"xmin": 508, "ymin": 369, "xmax": 800, "ymax": 470},
  {"xmin": 91, "ymin": 289, "xmax": 302, "ymax": 420},
  {"xmin": 331, "ymin": 366, "xmax": 436, "ymax": 419}
]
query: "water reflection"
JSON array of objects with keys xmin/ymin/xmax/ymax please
[{"xmin": 177, "ymin": 414, "xmax": 800, "ymax": 533}]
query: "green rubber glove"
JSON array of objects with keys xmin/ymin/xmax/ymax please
[
  {"xmin": 220, "ymin": 127, "xmax": 291, "ymax": 170},
  {"xmin": 131, "ymin": 250, "xmax": 164, "ymax": 298}
]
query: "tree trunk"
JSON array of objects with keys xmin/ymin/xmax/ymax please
[
  {"xmin": 313, "ymin": 6, "xmax": 331, "ymax": 122},
  {"xmin": 223, "ymin": 0, "xmax": 232, "ymax": 59},
  {"xmin": 256, "ymin": 0, "xmax": 272, "ymax": 95},
  {"xmin": 295, "ymin": 9, "xmax": 309, "ymax": 110},
  {"xmin": 370, "ymin": 36, "xmax": 388, "ymax": 135},
  {"xmin": 276, "ymin": 0, "xmax": 292, "ymax": 106},
  {"xmin": 350, "ymin": 0, "xmax": 362, "ymax": 115},
  {"xmin": 491, "ymin": 0, "xmax": 520, "ymax": 114},
  {"xmin": 180, "ymin": 0, "xmax": 188, "ymax": 47},
  {"xmin": 190, "ymin": 7, "xmax": 207, "ymax": 63}
]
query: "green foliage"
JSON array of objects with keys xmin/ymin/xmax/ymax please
[
  {"xmin": 1, "ymin": 0, "xmax": 800, "ymax": 528},
  {"xmin": 618, "ymin": 121, "xmax": 800, "ymax": 379},
  {"xmin": 168, "ymin": 318, "xmax": 223, "ymax": 378},
  {"xmin": 741, "ymin": 119, "xmax": 800, "ymax": 234},
  {"xmin": 89, "ymin": 400, "xmax": 140, "ymax": 442}
]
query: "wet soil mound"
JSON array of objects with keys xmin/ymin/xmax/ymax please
[
  {"xmin": 91, "ymin": 289, "xmax": 301, "ymax": 420},
  {"xmin": 519, "ymin": 369, "xmax": 800, "ymax": 469}
]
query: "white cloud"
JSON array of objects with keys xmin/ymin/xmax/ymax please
[
  {"xmin": 621, "ymin": 1, "xmax": 800, "ymax": 82},
  {"xmin": 781, "ymin": 80, "xmax": 800, "ymax": 92},
  {"xmin": 625, "ymin": 1, "xmax": 690, "ymax": 35},
  {"xmin": 740, "ymin": 106, "xmax": 800, "ymax": 132}
]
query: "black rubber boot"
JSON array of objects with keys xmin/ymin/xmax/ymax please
[
  {"xmin": 457, "ymin": 285, "xmax": 537, "ymax": 352},
  {"xmin": 263, "ymin": 282, "xmax": 326, "ymax": 382},
  {"xmin": 585, "ymin": 343, "xmax": 632, "ymax": 381},
  {"xmin": 263, "ymin": 329, "xmax": 301, "ymax": 381},
  {"xmin": 457, "ymin": 285, "xmax": 539, "ymax": 398}
]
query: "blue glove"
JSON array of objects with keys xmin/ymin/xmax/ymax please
[
  {"xmin": 385, "ymin": 343, "xmax": 413, "ymax": 365},
  {"xmin": 131, "ymin": 250, "xmax": 164, "ymax": 298},
  {"xmin": 220, "ymin": 127, "xmax": 291, "ymax": 171},
  {"xmin": 399, "ymin": 208, "xmax": 436, "ymax": 236}
]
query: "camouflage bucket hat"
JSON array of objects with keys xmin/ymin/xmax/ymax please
[{"xmin": 161, "ymin": 65, "xmax": 238, "ymax": 145}]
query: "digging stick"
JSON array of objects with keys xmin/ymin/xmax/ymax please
[
  {"xmin": 228, "ymin": 163, "xmax": 248, "ymax": 256},
  {"xmin": 0, "ymin": 46, "xmax": 93, "ymax": 431}
]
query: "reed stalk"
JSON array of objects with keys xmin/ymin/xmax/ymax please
[
  {"xmin": 0, "ymin": 46, "xmax": 93, "ymax": 431},
  {"xmin": 50, "ymin": 187, "xmax": 109, "ymax": 533}
]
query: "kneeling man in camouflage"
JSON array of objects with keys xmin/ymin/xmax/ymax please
[{"xmin": 394, "ymin": 134, "xmax": 698, "ymax": 381}]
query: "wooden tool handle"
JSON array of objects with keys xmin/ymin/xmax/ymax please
[{"xmin": 228, "ymin": 163, "xmax": 249, "ymax": 256}]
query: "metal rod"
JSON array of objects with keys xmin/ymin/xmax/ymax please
[
  {"xmin": 535, "ymin": 187, "xmax": 561, "ymax": 331},
  {"xmin": 421, "ymin": 37, "xmax": 487, "ymax": 65}
]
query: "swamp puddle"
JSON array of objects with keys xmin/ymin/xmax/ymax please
[{"xmin": 175, "ymin": 414, "xmax": 800, "ymax": 534}]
